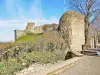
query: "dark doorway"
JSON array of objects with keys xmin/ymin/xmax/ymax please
[{"xmin": 65, "ymin": 51, "xmax": 72, "ymax": 60}]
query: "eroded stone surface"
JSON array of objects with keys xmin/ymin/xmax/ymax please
[{"xmin": 58, "ymin": 11, "xmax": 85, "ymax": 52}]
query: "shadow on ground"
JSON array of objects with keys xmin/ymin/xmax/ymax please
[{"xmin": 81, "ymin": 50, "xmax": 98, "ymax": 56}]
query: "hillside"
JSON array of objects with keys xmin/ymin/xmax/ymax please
[
  {"xmin": 15, "ymin": 30, "xmax": 66, "ymax": 46},
  {"xmin": 15, "ymin": 33, "xmax": 44, "ymax": 43}
]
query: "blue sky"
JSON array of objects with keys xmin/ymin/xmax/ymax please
[{"xmin": 0, "ymin": 0, "xmax": 70, "ymax": 42}]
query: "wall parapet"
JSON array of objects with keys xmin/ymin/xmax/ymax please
[{"xmin": 14, "ymin": 30, "xmax": 26, "ymax": 41}]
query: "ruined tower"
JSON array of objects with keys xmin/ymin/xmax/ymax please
[
  {"xmin": 58, "ymin": 11, "xmax": 85, "ymax": 52},
  {"xmin": 24, "ymin": 22, "xmax": 35, "ymax": 33}
]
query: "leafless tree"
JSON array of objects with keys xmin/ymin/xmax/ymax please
[
  {"xmin": 70, "ymin": 0, "xmax": 100, "ymax": 48},
  {"xmin": 94, "ymin": 16, "xmax": 100, "ymax": 41},
  {"xmin": 95, "ymin": 16, "xmax": 100, "ymax": 31}
]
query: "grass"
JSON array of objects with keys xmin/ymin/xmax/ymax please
[{"xmin": 15, "ymin": 33, "xmax": 43, "ymax": 43}]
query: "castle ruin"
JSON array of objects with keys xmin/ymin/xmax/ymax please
[
  {"xmin": 14, "ymin": 11, "xmax": 86, "ymax": 54},
  {"xmin": 14, "ymin": 22, "xmax": 58, "ymax": 40},
  {"xmin": 58, "ymin": 11, "xmax": 85, "ymax": 52}
]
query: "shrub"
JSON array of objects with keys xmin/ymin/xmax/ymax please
[
  {"xmin": 0, "ymin": 38, "xmax": 67, "ymax": 75},
  {"xmin": 0, "ymin": 59, "xmax": 23, "ymax": 75},
  {"xmin": 0, "ymin": 50, "xmax": 65, "ymax": 75}
]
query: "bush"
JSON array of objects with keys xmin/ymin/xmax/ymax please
[
  {"xmin": 0, "ymin": 59, "xmax": 23, "ymax": 75},
  {"xmin": 0, "ymin": 50, "xmax": 65, "ymax": 75},
  {"xmin": 0, "ymin": 37, "xmax": 67, "ymax": 75},
  {"xmin": 19, "ymin": 50, "xmax": 65, "ymax": 64}
]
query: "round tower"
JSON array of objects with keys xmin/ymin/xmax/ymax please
[{"xmin": 58, "ymin": 11, "xmax": 85, "ymax": 52}]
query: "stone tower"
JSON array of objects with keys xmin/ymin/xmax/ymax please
[
  {"xmin": 14, "ymin": 30, "xmax": 26, "ymax": 41},
  {"xmin": 24, "ymin": 22, "xmax": 35, "ymax": 33},
  {"xmin": 58, "ymin": 11, "xmax": 85, "ymax": 52}
]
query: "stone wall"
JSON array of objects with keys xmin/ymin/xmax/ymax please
[
  {"xmin": 34, "ymin": 26, "xmax": 44, "ymax": 34},
  {"xmin": 14, "ymin": 22, "xmax": 58, "ymax": 40},
  {"xmin": 14, "ymin": 10, "xmax": 85, "ymax": 53},
  {"xmin": 24, "ymin": 22, "xmax": 35, "ymax": 33},
  {"xmin": 59, "ymin": 11, "xmax": 85, "ymax": 52},
  {"xmin": 34, "ymin": 24, "xmax": 58, "ymax": 34},
  {"xmin": 42, "ymin": 24, "xmax": 58, "ymax": 31},
  {"xmin": 71, "ymin": 12, "xmax": 85, "ymax": 52},
  {"xmin": 14, "ymin": 30, "xmax": 26, "ymax": 40}
]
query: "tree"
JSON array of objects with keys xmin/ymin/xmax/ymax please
[
  {"xmin": 95, "ymin": 16, "xmax": 100, "ymax": 32},
  {"xmin": 70, "ymin": 0, "xmax": 100, "ymax": 49},
  {"xmin": 95, "ymin": 16, "xmax": 100, "ymax": 43}
]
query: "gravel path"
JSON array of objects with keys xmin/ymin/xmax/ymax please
[{"xmin": 59, "ymin": 56, "xmax": 100, "ymax": 75}]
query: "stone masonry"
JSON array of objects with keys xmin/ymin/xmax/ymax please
[
  {"xmin": 14, "ymin": 22, "xmax": 58, "ymax": 41},
  {"xmin": 24, "ymin": 22, "xmax": 35, "ymax": 33},
  {"xmin": 14, "ymin": 11, "xmax": 85, "ymax": 53},
  {"xmin": 14, "ymin": 30, "xmax": 26, "ymax": 40},
  {"xmin": 58, "ymin": 11, "xmax": 85, "ymax": 52}
]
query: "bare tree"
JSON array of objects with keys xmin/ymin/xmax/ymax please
[
  {"xmin": 95, "ymin": 16, "xmax": 100, "ymax": 31},
  {"xmin": 70, "ymin": 0, "xmax": 100, "ymax": 48},
  {"xmin": 95, "ymin": 16, "xmax": 100, "ymax": 42}
]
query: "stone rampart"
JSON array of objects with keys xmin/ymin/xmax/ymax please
[
  {"xmin": 59, "ymin": 11, "xmax": 85, "ymax": 52},
  {"xmin": 14, "ymin": 30, "xmax": 26, "ymax": 40},
  {"xmin": 14, "ymin": 22, "xmax": 58, "ymax": 40}
]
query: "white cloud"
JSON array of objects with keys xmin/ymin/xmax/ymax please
[{"xmin": 0, "ymin": 17, "xmax": 59, "ymax": 28}]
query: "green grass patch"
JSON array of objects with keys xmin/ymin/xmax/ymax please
[{"xmin": 15, "ymin": 33, "xmax": 43, "ymax": 43}]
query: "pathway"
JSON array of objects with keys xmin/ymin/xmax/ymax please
[{"xmin": 58, "ymin": 55, "xmax": 100, "ymax": 75}]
